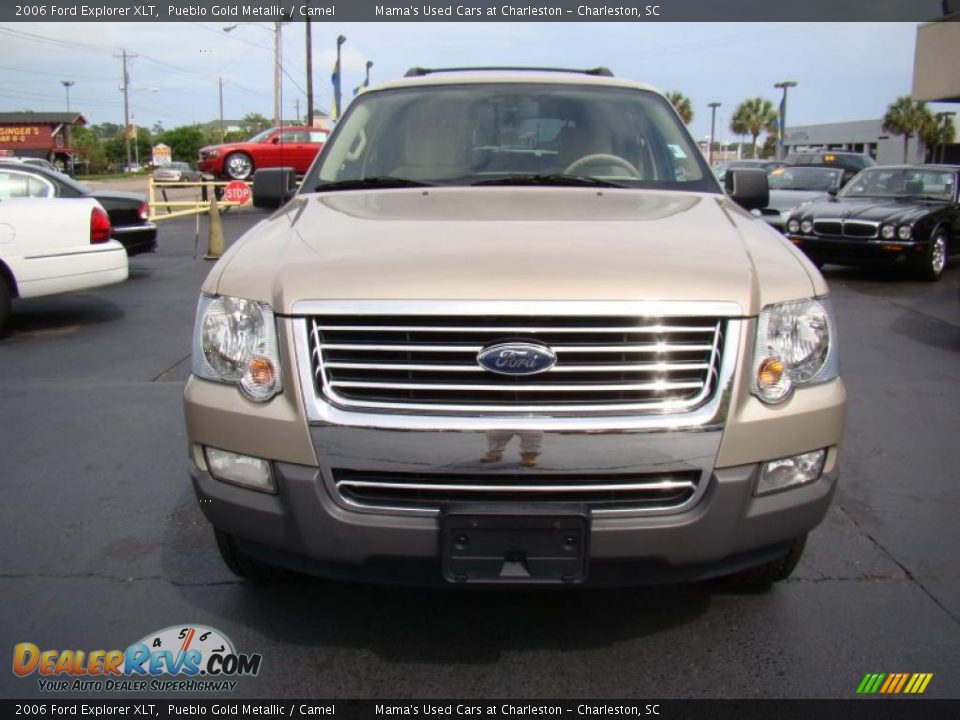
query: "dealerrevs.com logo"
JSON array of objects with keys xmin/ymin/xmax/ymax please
[{"xmin": 12, "ymin": 625, "xmax": 262, "ymax": 693}]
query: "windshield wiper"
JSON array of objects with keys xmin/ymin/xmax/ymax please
[
  {"xmin": 313, "ymin": 176, "xmax": 436, "ymax": 192},
  {"xmin": 471, "ymin": 174, "xmax": 628, "ymax": 189}
]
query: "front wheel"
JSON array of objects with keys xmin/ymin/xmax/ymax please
[
  {"xmin": 719, "ymin": 535, "xmax": 807, "ymax": 588},
  {"xmin": 915, "ymin": 228, "xmax": 948, "ymax": 282},
  {"xmin": 214, "ymin": 530, "xmax": 293, "ymax": 583},
  {"xmin": 223, "ymin": 152, "xmax": 254, "ymax": 181},
  {"xmin": 0, "ymin": 277, "xmax": 11, "ymax": 335}
]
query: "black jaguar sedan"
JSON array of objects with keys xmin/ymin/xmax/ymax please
[
  {"xmin": 0, "ymin": 161, "xmax": 157, "ymax": 256},
  {"xmin": 784, "ymin": 165, "xmax": 958, "ymax": 281}
]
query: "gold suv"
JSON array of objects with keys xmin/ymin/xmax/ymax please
[{"xmin": 184, "ymin": 68, "xmax": 846, "ymax": 586}]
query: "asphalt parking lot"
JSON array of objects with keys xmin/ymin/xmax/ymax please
[{"xmin": 1, "ymin": 206, "xmax": 959, "ymax": 700}]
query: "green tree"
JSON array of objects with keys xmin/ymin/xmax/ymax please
[
  {"xmin": 239, "ymin": 113, "xmax": 271, "ymax": 135},
  {"xmin": 882, "ymin": 96, "xmax": 934, "ymax": 163},
  {"xmin": 665, "ymin": 91, "xmax": 694, "ymax": 125},
  {"xmin": 730, "ymin": 98, "xmax": 777, "ymax": 158},
  {"xmin": 70, "ymin": 125, "xmax": 109, "ymax": 173},
  {"xmin": 158, "ymin": 125, "xmax": 209, "ymax": 163},
  {"xmin": 760, "ymin": 135, "xmax": 778, "ymax": 160},
  {"xmin": 920, "ymin": 112, "xmax": 956, "ymax": 162}
]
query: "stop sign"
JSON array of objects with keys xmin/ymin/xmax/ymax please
[{"xmin": 223, "ymin": 180, "xmax": 251, "ymax": 205}]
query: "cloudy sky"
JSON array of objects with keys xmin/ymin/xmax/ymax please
[{"xmin": 0, "ymin": 21, "xmax": 939, "ymax": 141}]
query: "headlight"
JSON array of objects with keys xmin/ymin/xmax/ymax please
[
  {"xmin": 206, "ymin": 149, "xmax": 220, "ymax": 158},
  {"xmin": 897, "ymin": 225, "xmax": 912, "ymax": 241},
  {"xmin": 800, "ymin": 219, "xmax": 813, "ymax": 235},
  {"xmin": 751, "ymin": 298, "xmax": 839, "ymax": 404},
  {"xmin": 191, "ymin": 295, "xmax": 282, "ymax": 402},
  {"xmin": 787, "ymin": 219, "xmax": 800, "ymax": 234},
  {"xmin": 881, "ymin": 224, "xmax": 896, "ymax": 240}
]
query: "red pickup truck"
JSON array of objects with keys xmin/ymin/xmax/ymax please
[{"xmin": 198, "ymin": 127, "xmax": 328, "ymax": 180}]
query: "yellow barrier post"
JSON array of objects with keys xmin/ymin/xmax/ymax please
[{"xmin": 204, "ymin": 187, "xmax": 225, "ymax": 260}]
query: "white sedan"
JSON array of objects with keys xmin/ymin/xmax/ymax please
[{"xmin": 0, "ymin": 196, "xmax": 129, "ymax": 333}]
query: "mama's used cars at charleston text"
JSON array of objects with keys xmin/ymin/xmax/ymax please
[{"xmin": 184, "ymin": 68, "xmax": 847, "ymax": 586}]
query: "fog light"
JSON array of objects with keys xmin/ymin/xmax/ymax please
[
  {"xmin": 204, "ymin": 447, "xmax": 275, "ymax": 493},
  {"xmin": 756, "ymin": 449, "xmax": 826, "ymax": 496}
]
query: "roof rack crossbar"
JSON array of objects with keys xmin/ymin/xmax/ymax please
[{"xmin": 404, "ymin": 66, "xmax": 614, "ymax": 78}]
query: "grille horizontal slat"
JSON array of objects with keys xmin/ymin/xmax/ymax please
[
  {"xmin": 307, "ymin": 312, "xmax": 725, "ymax": 413},
  {"xmin": 333, "ymin": 469, "xmax": 701, "ymax": 512}
]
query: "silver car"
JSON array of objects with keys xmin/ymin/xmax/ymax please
[{"xmin": 153, "ymin": 162, "xmax": 202, "ymax": 183}]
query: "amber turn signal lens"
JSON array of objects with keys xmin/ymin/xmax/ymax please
[
  {"xmin": 757, "ymin": 357, "xmax": 784, "ymax": 388},
  {"xmin": 248, "ymin": 356, "xmax": 276, "ymax": 385}
]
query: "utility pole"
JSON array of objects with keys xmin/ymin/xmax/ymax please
[
  {"xmin": 708, "ymin": 101, "xmax": 721, "ymax": 166},
  {"xmin": 295, "ymin": 97, "xmax": 300, "ymax": 124},
  {"xmin": 273, "ymin": 21, "xmax": 282, "ymax": 127},
  {"xmin": 305, "ymin": 8, "xmax": 314, "ymax": 126},
  {"xmin": 334, "ymin": 35, "xmax": 346, "ymax": 120},
  {"xmin": 114, "ymin": 49, "xmax": 137, "ymax": 169},
  {"xmin": 365, "ymin": 60, "xmax": 373, "ymax": 88},
  {"xmin": 219, "ymin": 77, "xmax": 226, "ymax": 143},
  {"xmin": 61, "ymin": 80, "xmax": 75, "ymax": 112}
]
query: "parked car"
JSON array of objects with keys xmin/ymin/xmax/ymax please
[
  {"xmin": 0, "ymin": 196, "xmax": 128, "ymax": 334},
  {"xmin": 784, "ymin": 164, "xmax": 959, "ymax": 280},
  {"xmin": 0, "ymin": 162, "xmax": 157, "ymax": 256},
  {"xmin": 784, "ymin": 150, "xmax": 876, "ymax": 184},
  {"xmin": 754, "ymin": 166, "xmax": 846, "ymax": 232},
  {"xmin": 714, "ymin": 159, "xmax": 786, "ymax": 182},
  {"xmin": 153, "ymin": 162, "xmax": 203, "ymax": 183},
  {"xmin": 1, "ymin": 156, "xmax": 60, "ymax": 173},
  {"xmin": 186, "ymin": 68, "xmax": 846, "ymax": 588},
  {"xmin": 197, "ymin": 127, "xmax": 329, "ymax": 181}
]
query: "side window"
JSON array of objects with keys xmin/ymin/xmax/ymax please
[
  {"xmin": 308, "ymin": 131, "xmax": 328, "ymax": 144},
  {"xmin": 0, "ymin": 171, "xmax": 52, "ymax": 199},
  {"xmin": 278, "ymin": 131, "xmax": 308, "ymax": 143}
]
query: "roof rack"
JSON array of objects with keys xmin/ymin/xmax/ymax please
[{"xmin": 403, "ymin": 66, "xmax": 614, "ymax": 78}]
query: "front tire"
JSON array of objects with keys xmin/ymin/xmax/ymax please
[
  {"xmin": 0, "ymin": 277, "xmax": 11, "ymax": 335},
  {"xmin": 223, "ymin": 152, "xmax": 254, "ymax": 181},
  {"xmin": 916, "ymin": 228, "xmax": 948, "ymax": 282},
  {"xmin": 214, "ymin": 530, "xmax": 292, "ymax": 582},
  {"xmin": 720, "ymin": 535, "xmax": 807, "ymax": 588}
]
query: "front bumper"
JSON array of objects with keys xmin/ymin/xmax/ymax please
[
  {"xmin": 785, "ymin": 234, "xmax": 928, "ymax": 266},
  {"xmin": 184, "ymin": 309, "xmax": 846, "ymax": 585}
]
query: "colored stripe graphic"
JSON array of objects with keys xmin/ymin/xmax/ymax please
[{"xmin": 857, "ymin": 673, "xmax": 933, "ymax": 694}]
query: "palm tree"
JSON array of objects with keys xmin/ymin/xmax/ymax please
[
  {"xmin": 666, "ymin": 91, "xmax": 694, "ymax": 125},
  {"xmin": 730, "ymin": 98, "xmax": 777, "ymax": 158},
  {"xmin": 883, "ymin": 96, "xmax": 935, "ymax": 163},
  {"xmin": 920, "ymin": 112, "xmax": 956, "ymax": 163}
]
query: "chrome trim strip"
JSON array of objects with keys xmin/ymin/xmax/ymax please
[
  {"xmin": 315, "ymin": 324, "xmax": 718, "ymax": 334},
  {"xmin": 337, "ymin": 479, "xmax": 696, "ymax": 493},
  {"xmin": 323, "ymin": 361, "xmax": 712, "ymax": 373},
  {"xmin": 330, "ymin": 380, "xmax": 704, "ymax": 392},
  {"xmin": 292, "ymin": 316, "xmax": 743, "ymax": 430},
  {"xmin": 317, "ymin": 342, "xmax": 715, "ymax": 353},
  {"xmin": 291, "ymin": 299, "xmax": 745, "ymax": 317}
]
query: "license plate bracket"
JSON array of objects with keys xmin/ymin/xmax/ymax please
[{"xmin": 441, "ymin": 504, "xmax": 589, "ymax": 584}]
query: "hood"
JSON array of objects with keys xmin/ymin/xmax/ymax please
[
  {"xmin": 209, "ymin": 187, "xmax": 821, "ymax": 316},
  {"xmin": 796, "ymin": 196, "xmax": 947, "ymax": 224}
]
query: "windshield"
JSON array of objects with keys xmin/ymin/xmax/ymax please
[
  {"xmin": 247, "ymin": 129, "xmax": 275, "ymax": 144},
  {"xmin": 768, "ymin": 166, "xmax": 843, "ymax": 191},
  {"xmin": 307, "ymin": 83, "xmax": 716, "ymax": 192},
  {"xmin": 839, "ymin": 168, "xmax": 956, "ymax": 201}
]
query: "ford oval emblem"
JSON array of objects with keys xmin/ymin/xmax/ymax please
[{"xmin": 477, "ymin": 342, "xmax": 557, "ymax": 376}]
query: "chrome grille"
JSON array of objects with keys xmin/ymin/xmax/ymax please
[
  {"xmin": 814, "ymin": 219, "xmax": 879, "ymax": 239},
  {"xmin": 333, "ymin": 468, "xmax": 701, "ymax": 513},
  {"xmin": 306, "ymin": 311, "xmax": 726, "ymax": 413}
]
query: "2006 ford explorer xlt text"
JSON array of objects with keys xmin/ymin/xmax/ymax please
[{"xmin": 183, "ymin": 68, "xmax": 847, "ymax": 587}]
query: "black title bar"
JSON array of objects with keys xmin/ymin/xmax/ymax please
[{"xmin": 0, "ymin": 0, "xmax": 952, "ymax": 23}]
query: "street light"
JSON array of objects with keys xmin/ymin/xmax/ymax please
[
  {"xmin": 774, "ymin": 81, "xmax": 797, "ymax": 161},
  {"xmin": 364, "ymin": 60, "xmax": 373, "ymax": 88},
  {"xmin": 225, "ymin": 22, "xmax": 284, "ymax": 128},
  {"xmin": 708, "ymin": 101, "xmax": 721, "ymax": 167},
  {"xmin": 334, "ymin": 34, "xmax": 347, "ymax": 119},
  {"xmin": 61, "ymin": 80, "xmax": 75, "ymax": 112}
]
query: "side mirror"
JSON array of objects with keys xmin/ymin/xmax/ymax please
[
  {"xmin": 827, "ymin": 187, "xmax": 840, "ymax": 197},
  {"xmin": 724, "ymin": 168, "xmax": 769, "ymax": 211},
  {"xmin": 252, "ymin": 167, "xmax": 297, "ymax": 210},
  {"xmin": 271, "ymin": 136, "xmax": 281, "ymax": 144}
]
